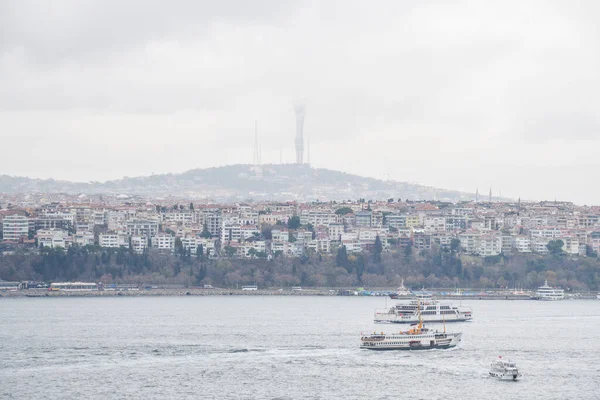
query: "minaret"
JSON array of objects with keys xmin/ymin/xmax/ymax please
[
  {"xmin": 295, "ymin": 105, "xmax": 305, "ymax": 164},
  {"xmin": 489, "ymin": 187, "xmax": 492, "ymax": 202},
  {"xmin": 475, "ymin": 188, "xmax": 479, "ymax": 202}
]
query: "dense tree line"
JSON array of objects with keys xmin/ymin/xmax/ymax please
[{"xmin": 0, "ymin": 242, "xmax": 599, "ymax": 291}]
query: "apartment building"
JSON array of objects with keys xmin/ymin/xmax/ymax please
[{"xmin": 2, "ymin": 215, "xmax": 29, "ymax": 241}]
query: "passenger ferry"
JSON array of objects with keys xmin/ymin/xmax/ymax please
[
  {"xmin": 374, "ymin": 293, "xmax": 473, "ymax": 324},
  {"xmin": 388, "ymin": 279, "xmax": 412, "ymax": 299},
  {"xmin": 49, "ymin": 282, "xmax": 99, "ymax": 291},
  {"xmin": 489, "ymin": 357, "xmax": 522, "ymax": 380},
  {"xmin": 530, "ymin": 280, "xmax": 564, "ymax": 300},
  {"xmin": 361, "ymin": 304, "xmax": 462, "ymax": 350}
]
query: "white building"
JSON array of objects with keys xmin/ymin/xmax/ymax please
[
  {"xmin": 221, "ymin": 223, "xmax": 242, "ymax": 243},
  {"xmin": 478, "ymin": 234, "xmax": 503, "ymax": 257},
  {"xmin": 243, "ymin": 241, "xmax": 267, "ymax": 258},
  {"xmin": 308, "ymin": 235, "xmax": 331, "ymax": 253},
  {"xmin": 37, "ymin": 229, "xmax": 68, "ymax": 248},
  {"xmin": 73, "ymin": 231, "xmax": 95, "ymax": 246},
  {"xmin": 531, "ymin": 236, "xmax": 551, "ymax": 254},
  {"xmin": 294, "ymin": 230, "xmax": 313, "ymax": 243},
  {"xmin": 2, "ymin": 215, "xmax": 29, "ymax": 241},
  {"xmin": 458, "ymin": 231, "xmax": 481, "ymax": 254},
  {"xmin": 514, "ymin": 236, "xmax": 532, "ymax": 253},
  {"xmin": 300, "ymin": 210, "xmax": 337, "ymax": 226},
  {"xmin": 328, "ymin": 223, "xmax": 345, "ymax": 242},
  {"xmin": 529, "ymin": 227, "xmax": 565, "ymax": 239},
  {"xmin": 271, "ymin": 229, "xmax": 290, "ymax": 242},
  {"xmin": 560, "ymin": 235, "xmax": 580, "ymax": 255},
  {"xmin": 240, "ymin": 225, "xmax": 261, "ymax": 240},
  {"xmin": 151, "ymin": 233, "xmax": 175, "ymax": 250},
  {"xmin": 126, "ymin": 219, "xmax": 159, "ymax": 238},
  {"xmin": 130, "ymin": 235, "xmax": 148, "ymax": 254},
  {"xmin": 99, "ymin": 232, "xmax": 129, "ymax": 248},
  {"xmin": 423, "ymin": 215, "xmax": 446, "ymax": 232},
  {"xmin": 162, "ymin": 211, "xmax": 194, "ymax": 225}
]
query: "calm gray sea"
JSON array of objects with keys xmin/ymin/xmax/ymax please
[{"xmin": 1, "ymin": 296, "xmax": 599, "ymax": 400}]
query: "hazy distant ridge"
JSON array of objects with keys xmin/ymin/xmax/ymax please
[{"xmin": 0, "ymin": 164, "xmax": 481, "ymax": 202}]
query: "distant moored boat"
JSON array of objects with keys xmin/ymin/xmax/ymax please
[{"xmin": 530, "ymin": 280, "xmax": 564, "ymax": 300}]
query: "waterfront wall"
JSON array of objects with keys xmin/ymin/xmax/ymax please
[{"xmin": 1, "ymin": 288, "xmax": 597, "ymax": 299}]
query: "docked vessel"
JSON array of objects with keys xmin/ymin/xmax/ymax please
[
  {"xmin": 530, "ymin": 280, "xmax": 564, "ymax": 300},
  {"xmin": 389, "ymin": 280, "xmax": 412, "ymax": 299},
  {"xmin": 374, "ymin": 294, "xmax": 473, "ymax": 324},
  {"xmin": 489, "ymin": 357, "xmax": 522, "ymax": 380},
  {"xmin": 361, "ymin": 305, "xmax": 462, "ymax": 350}
]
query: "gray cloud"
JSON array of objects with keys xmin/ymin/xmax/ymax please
[{"xmin": 1, "ymin": 0, "xmax": 600, "ymax": 204}]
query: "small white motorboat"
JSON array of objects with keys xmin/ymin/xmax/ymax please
[{"xmin": 489, "ymin": 356, "xmax": 522, "ymax": 380}]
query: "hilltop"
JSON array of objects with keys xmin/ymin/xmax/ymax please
[{"xmin": 0, "ymin": 164, "xmax": 481, "ymax": 202}]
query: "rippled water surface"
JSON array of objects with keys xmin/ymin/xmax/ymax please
[{"xmin": 1, "ymin": 296, "xmax": 599, "ymax": 399}]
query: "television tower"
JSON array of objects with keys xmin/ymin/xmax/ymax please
[{"xmin": 295, "ymin": 105, "xmax": 305, "ymax": 164}]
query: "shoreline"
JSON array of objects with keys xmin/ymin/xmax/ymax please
[{"xmin": 1, "ymin": 288, "xmax": 598, "ymax": 300}]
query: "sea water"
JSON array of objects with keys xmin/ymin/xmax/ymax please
[{"xmin": 1, "ymin": 296, "xmax": 599, "ymax": 399}]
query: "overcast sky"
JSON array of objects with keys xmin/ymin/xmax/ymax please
[{"xmin": 1, "ymin": 0, "xmax": 599, "ymax": 204}]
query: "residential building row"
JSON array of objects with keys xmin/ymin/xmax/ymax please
[{"xmin": 2, "ymin": 198, "xmax": 600, "ymax": 258}]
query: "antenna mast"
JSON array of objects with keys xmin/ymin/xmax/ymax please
[{"xmin": 253, "ymin": 120, "xmax": 259, "ymax": 165}]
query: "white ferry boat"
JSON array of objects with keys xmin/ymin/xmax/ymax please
[
  {"xmin": 361, "ymin": 310, "xmax": 462, "ymax": 350},
  {"xmin": 530, "ymin": 280, "xmax": 564, "ymax": 300},
  {"xmin": 489, "ymin": 357, "xmax": 522, "ymax": 380},
  {"xmin": 374, "ymin": 294, "xmax": 473, "ymax": 324},
  {"xmin": 389, "ymin": 280, "xmax": 412, "ymax": 299}
]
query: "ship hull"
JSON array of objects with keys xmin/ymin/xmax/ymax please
[
  {"xmin": 375, "ymin": 316, "xmax": 471, "ymax": 324},
  {"xmin": 362, "ymin": 344, "xmax": 457, "ymax": 351},
  {"xmin": 489, "ymin": 372, "xmax": 521, "ymax": 380}
]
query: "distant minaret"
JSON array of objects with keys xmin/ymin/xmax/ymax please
[
  {"xmin": 253, "ymin": 120, "xmax": 259, "ymax": 165},
  {"xmin": 475, "ymin": 188, "xmax": 479, "ymax": 202},
  {"xmin": 489, "ymin": 187, "xmax": 492, "ymax": 202},
  {"xmin": 295, "ymin": 105, "xmax": 305, "ymax": 164}
]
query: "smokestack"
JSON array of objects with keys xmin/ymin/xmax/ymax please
[{"xmin": 295, "ymin": 105, "xmax": 305, "ymax": 164}]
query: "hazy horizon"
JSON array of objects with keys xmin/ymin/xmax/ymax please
[{"xmin": 2, "ymin": 1, "xmax": 600, "ymax": 204}]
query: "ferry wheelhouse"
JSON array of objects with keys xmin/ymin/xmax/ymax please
[
  {"xmin": 361, "ymin": 303, "xmax": 462, "ymax": 350},
  {"xmin": 531, "ymin": 280, "xmax": 564, "ymax": 300},
  {"xmin": 375, "ymin": 293, "xmax": 473, "ymax": 324}
]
